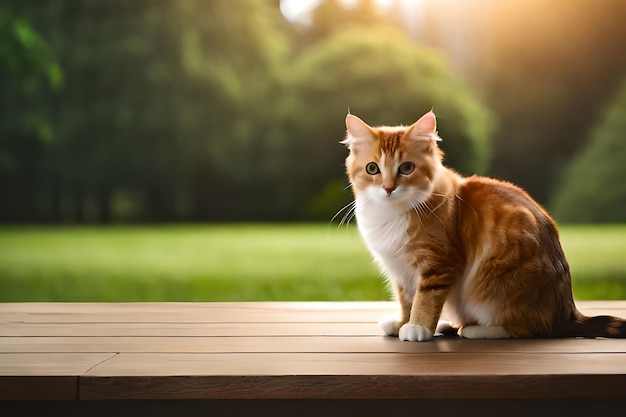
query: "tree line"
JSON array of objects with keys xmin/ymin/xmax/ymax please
[{"xmin": 1, "ymin": 0, "xmax": 625, "ymax": 223}]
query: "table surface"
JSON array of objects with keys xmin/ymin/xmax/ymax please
[{"xmin": 1, "ymin": 301, "xmax": 626, "ymax": 400}]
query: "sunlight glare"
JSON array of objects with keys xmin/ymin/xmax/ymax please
[{"xmin": 280, "ymin": 0, "xmax": 426, "ymax": 22}]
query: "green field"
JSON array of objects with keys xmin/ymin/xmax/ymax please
[{"xmin": 0, "ymin": 224, "xmax": 625, "ymax": 302}]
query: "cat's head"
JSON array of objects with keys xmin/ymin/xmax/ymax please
[{"xmin": 342, "ymin": 111, "xmax": 443, "ymax": 210}]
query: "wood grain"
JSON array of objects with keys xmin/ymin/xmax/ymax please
[
  {"xmin": 79, "ymin": 373, "xmax": 626, "ymax": 400},
  {"xmin": 1, "ymin": 301, "xmax": 625, "ymax": 401},
  {"xmin": 0, "ymin": 322, "xmax": 380, "ymax": 337},
  {"xmin": 2, "ymin": 301, "xmax": 623, "ymax": 323},
  {"xmin": 0, "ymin": 301, "xmax": 396, "ymax": 323},
  {"xmin": 1, "ymin": 335, "xmax": 624, "ymax": 354}
]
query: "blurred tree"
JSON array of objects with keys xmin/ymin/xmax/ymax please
[
  {"xmin": 487, "ymin": 0, "xmax": 626, "ymax": 205},
  {"xmin": 173, "ymin": 0, "xmax": 290, "ymax": 220},
  {"xmin": 305, "ymin": 0, "xmax": 348, "ymax": 43},
  {"xmin": 284, "ymin": 26, "xmax": 493, "ymax": 220},
  {"xmin": 296, "ymin": 0, "xmax": 398, "ymax": 48},
  {"xmin": 2, "ymin": 0, "xmax": 289, "ymax": 223},
  {"xmin": 550, "ymin": 79, "xmax": 626, "ymax": 223},
  {"xmin": 416, "ymin": 0, "xmax": 626, "ymax": 204},
  {"xmin": 2, "ymin": 0, "xmax": 560, "ymax": 224},
  {"xmin": 0, "ymin": 7, "xmax": 62, "ymax": 222}
]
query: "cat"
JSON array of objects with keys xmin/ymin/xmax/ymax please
[{"xmin": 341, "ymin": 110, "xmax": 626, "ymax": 341}]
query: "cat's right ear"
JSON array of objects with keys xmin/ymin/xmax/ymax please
[{"xmin": 342, "ymin": 115, "xmax": 375, "ymax": 149}]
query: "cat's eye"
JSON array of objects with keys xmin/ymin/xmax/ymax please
[
  {"xmin": 398, "ymin": 162, "xmax": 415, "ymax": 175},
  {"xmin": 365, "ymin": 162, "xmax": 380, "ymax": 175}
]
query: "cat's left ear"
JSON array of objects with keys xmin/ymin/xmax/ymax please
[
  {"xmin": 342, "ymin": 114, "xmax": 376, "ymax": 148},
  {"xmin": 407, "ymin": 111, "xmax": 442, "ymax": 143}
]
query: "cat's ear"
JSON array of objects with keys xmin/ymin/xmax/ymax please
[
  {"xmin": 342, "ymin": 114, "xmax": 376, "ymax": 148},
  {"xmin": 414, "ymin": 111, "xmax": 437, "ymax": 134},
  {"xmin": 406, "ymin": 111, "xmax": 442, "ymax": 144}
]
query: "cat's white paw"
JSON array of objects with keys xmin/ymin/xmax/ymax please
[
  {"xmin": 398, "ymin": 323, "xmax": 434, "ymax": 342},
  {"xmin": 379, "ymin": 315, "xmax": 405, "ymax": 336},
  {"xmin": 458, "ymin": 325, "xmax": 511, "ymax": 339}
]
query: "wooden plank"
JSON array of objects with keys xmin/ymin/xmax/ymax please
[
  {"xmin": 1, "ymin": 301, "xmax": 624, "ymax": 323},
  {"xmin": 83, "ymin": 352, "xmax": 626, "ymax": 377},
  {"xmin": 1, "ymin": 335, "xmax": 625, "ymax": 354},
  {"xmin": 2, "ymin": 301, "xmax": 626, "ymax": 402},
  {"xmin": 0, "ymin": 302, "xmax": 396, "ymax": 323},
  {"xmin": 0, "ymin": 352, "xmax": 113, "ymax": 400},
  {"xmin": 79, "ymin": 374, "xmax": 626, "ymax": 400},
  {"xmin": 0, "ymin": 322, "xmax": 380, "ymax": 337},
  {"xmin": 572, "ymin": 300, "xmax": 626, "ymax": 310},
  {"xmin": 78, "ymin": 348, "xmax": 626, "ymax": 400},
  {"xmin": 79, "ymin": 351, "xmax": 626, "ymax": 400},
  {"xmin": 0, "ymin": 353, "xmax": 116, "ymax": 376}
]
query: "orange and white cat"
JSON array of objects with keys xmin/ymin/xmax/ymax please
[{"xmin": 342, "ymin": 110, "xmax": 626, "ymax": 341}]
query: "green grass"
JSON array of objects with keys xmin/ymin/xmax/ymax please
[
  {"xmin": 0, "ymin": 224, "xmax": 625, "ymax": 302},
  {"xmin": 559, "ymin": 224, "xmax": 626, "ymax": 299},
  {"xmin": 0, "ymin": 224, "xmax": 385, "ymax": 302}
]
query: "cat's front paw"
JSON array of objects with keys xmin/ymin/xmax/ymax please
[
  {"xmin": 398, "ymin": 323, "xmax": 434, "ymax": 342},
  {"xmin": 379, "ymin": 315, "xmax": 405, "ymax": 337}
]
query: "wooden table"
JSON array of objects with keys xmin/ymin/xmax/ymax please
[{"xmin": 1, "ymin": 301, "xmax": 626, "ymax": 416}]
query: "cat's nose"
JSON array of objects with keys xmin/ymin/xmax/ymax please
[{"xmin": 384, "ymin": 186, "xmax": 396, "ymax": 195}]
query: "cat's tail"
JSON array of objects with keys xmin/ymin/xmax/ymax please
[{"xmin": 552, "ymin": 311, "xmax": 626, "ymax": 338}]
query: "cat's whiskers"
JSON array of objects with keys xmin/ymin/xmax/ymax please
[
  {"xmin": 330, "ymin": 200, "xmax": 357, "ymax": 227},
  {"xmin": 340, "ymin": 203, "xmax": 357, "ymax": 227},
  {"xmin": 409, "ymin": 199, "xmax": 426, "ymax": 229},
  {"xmin": 426, "ymin": 201, "xmax": 448, "ymax": 230},
  {"xmin": 408, "ymin": 196, "xmax": 448, "ymax": 231},
  {"xmin": 428, "ymin": 193, "xmax": 449, "ymax": 224},
  {"xmin": 433, "ymin": 190, "xmax": 464, "ymax": 202}
]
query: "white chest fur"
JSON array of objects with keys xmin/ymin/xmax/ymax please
[{"xmin": 355, "ymin": 199, "xmax": 418, "ymax": 293}]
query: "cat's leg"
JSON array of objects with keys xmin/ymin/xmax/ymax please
[
  {"xmin": 458, "ymin": 325, "xmax": 512, "ymax": 339},
  {"xmin": 379, "ymin": 283, "xmax": 412, "ymax": 337},
  {"xmin": 399, "ymin": 278, "xmax": 450, "ymax": 342}
]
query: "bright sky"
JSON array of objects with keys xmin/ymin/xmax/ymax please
[
  {"xmin": 280, "ymin": 0, "xmax": 423, "ymax": 22},
  {"xmin": 280, "ymin": 0, "xmax": 321, "ymax": 22}
]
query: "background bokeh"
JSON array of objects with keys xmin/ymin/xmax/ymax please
[
  {"xmin": 1, "ymin": 0, "xmax": 625, "ymax": 302},
  {"xmin": 2, "ymin": 0, "xmax": 625, "ymax": 224}
]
